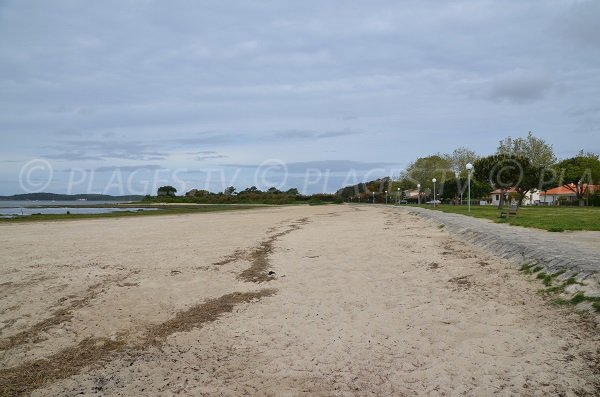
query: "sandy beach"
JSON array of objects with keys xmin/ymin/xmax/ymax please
[{"xmin": 0, "ymin": 205, "xmax": 598, "ymax": 396}]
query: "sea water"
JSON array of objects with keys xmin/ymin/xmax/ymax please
[{"xmin": 0, "ymin": 201, "xmax": 156, "ymax": 218}]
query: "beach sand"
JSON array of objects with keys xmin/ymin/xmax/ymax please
[{"xmin": 0, "ymin": 205, "xmax": 598, "ymax": 396}]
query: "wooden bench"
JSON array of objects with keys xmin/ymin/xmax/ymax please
[{"xmin": 499, "ymin": 205, "xmax": 518, "ymax": 218}]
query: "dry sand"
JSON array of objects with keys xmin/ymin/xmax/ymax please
[{"xmin": 0, "ymin": 205, "xmax": 598, "ymax": 396}]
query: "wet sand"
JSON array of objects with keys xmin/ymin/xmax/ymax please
[{"xmin": 0, "ymin": 205, "xmax": 598, "ymax": 396}]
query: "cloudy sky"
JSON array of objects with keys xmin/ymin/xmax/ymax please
[{"xmin": 1, "ymin": 0, "xmax": 599, "ymax": 195}]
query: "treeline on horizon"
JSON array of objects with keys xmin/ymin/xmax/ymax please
[
  {"xmin": 146, "ymin": 186, "xmax": 343, "ymax": 205},
  {"xmin": 336, "ymin": 131, "xmax": 600, "ymax": 207}
]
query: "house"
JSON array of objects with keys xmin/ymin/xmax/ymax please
[
  {"xmin": 539, "ymin": 184, "xmax": 599, "ymax": 205},
  {"xmin": 528, "ymin": 190, "xmax": 541, "ymax": 205},
  {"xmin": 489, "ymin": 188, "xmax": 517, "ymax": 206},
  {"xmin": 403, "ymin": 189, "xmax": 421, "ymax": 202},
  {"xmin": 489, "ymin": 188, "xmax": 541, "ymax": 206}
]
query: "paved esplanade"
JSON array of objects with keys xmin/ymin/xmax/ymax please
[{"xmin": 393, "ymin": 206, "xmax": 600, "ymax": 281}]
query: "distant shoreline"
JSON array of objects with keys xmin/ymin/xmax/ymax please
[{"xmin": 0, "ymin": 204, "xmax": 267, "ymax": 223}]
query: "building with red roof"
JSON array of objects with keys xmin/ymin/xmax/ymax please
[{"xmin": 539, "ymin": 184, "xmax": 599, "ymax": 205}]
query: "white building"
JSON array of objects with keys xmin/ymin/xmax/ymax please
[{"xmin": 489, "ymin": 188, "xmax": 540, "ymax": 206}]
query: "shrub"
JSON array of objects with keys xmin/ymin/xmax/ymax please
[{"xmin": 308, "ymin": 197, "xmax": 326, "ymax": 206}]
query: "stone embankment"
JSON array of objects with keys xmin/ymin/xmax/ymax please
[{"xmin": 395, "ymin": 206, "xmax": 600, "ymax": 305}]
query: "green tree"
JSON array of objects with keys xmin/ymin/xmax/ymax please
[
  {"xmin": 157, "ymin": 185, "xmax": 177, "ymax": 196},
  {"xmin": 403, "ymin": 155, "xmax": 452, "ymax": 194},
  {"xmin": 474, "ymin": 154, "xmax": 538, "ymax": 208},
  {"xmin": 497, "ymin": 131, "xmax": 556, "ymax": 168},
  {"xmin": 190, "ymin": 189, "xmax": 211, "ymax": 197},
  {"xmin": 496, "ymin": 132, "xmax": 556, "ymax": 205},
  {"xmin": 335, "ymin": 178, "xmax": 390, "ymax": 202},
  {"xmin": 224, "ymin": 186, "xmax": 236, "ymax": 195},
  {"xmin": 554, "ymin": 152, "xmax": 600, "ymax": 206},
  {"xmin": 387, "ymin": 177, "xmax": 415, "ymax": 202},
  {"xmin": 446, "ymin": 147, "xmax": 479, "ymax": 178},
  {"xmin": 438, "ymin": 147, "xmax": 479, "ymax": 203},
  {"xmin": 440, "ymin": 177, "xmax": 491, "ymax": 203},
  {"xmin": 239, "ymin": 186, "xmax": 261, "ymax": 194}
]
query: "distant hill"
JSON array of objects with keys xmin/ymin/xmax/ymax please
[{"xmin": 0, "ymin": 193, "xmax": 145, "ymax": 201}]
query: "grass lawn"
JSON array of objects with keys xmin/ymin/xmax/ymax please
[
  {"xmin": 0, "ymin": 204, "xmax": 263, "ymax": 223},
  {"xmin": 426, "ymin": 204, "xmax": 600, "ymax": 232}
]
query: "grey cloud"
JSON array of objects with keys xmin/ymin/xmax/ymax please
[
  {"xmin": 564, "ymin": 105, "xmax": 600, "ymax": 118},
  {"xmin": 44, "ymin": 151, "xmax": 105, "ymax": 161},
  {"xmin": 54, "ymin": 128, "xmax": 82, "ymax": 137},
  {"xmin": 58, "ymin": 164, "xmax": 166, "ymax": 173},
  {"xmin": 194, "ymin": 154, "xmax": 228, "ymax": 161},
  {"xmin": 317, "ymin": 130, "xmax": 359, "ymax": 139},
  {"xmin": 51, "ymin": 105, "xmax": 71, "ymax": 113},
  {"xmin": 222, "ymin": 160, "xmax": 400, "ymax": 173},
  {"xmin": 43, "ymin": 128, "xmax": 359, "ymax": 165},
  {"xmin": 175, "ymin": 135, "xmax": 241, "ymax": 146},
  {"xmin": 192, "ymin": 151, "xmax": 219, "ymax": 155},
  {"xmin": 559, "ymin": 0, "xmax": 600, "ymax": 48},
  {"xmin": 77, "ymin": 107, "xmax": 97, "ymax": 116},
  {"xmin": 264, "ymin": 129, "xmax": 361, "ymax": 142},
  {"xmin": 175, "ymin": 129, "xmax": 360, "ymax": 148},
  {"xmin": 44, "ymin": 140, "xmax": 167, "ymax": 161},
  {"xmin": 487, "ymin": 71, "xmax": 554, "ymax": 103},
  {"xmin": 186, "ymin": 150, "xmax": 229, "ymax": 160},
  {"xmin": 1, "ymin": 1, "xmax": 599, "ymax": 195},
  {"xmin": 273, "ymin": 130, "xmax": 351, "ymax": 140},
  {"xmin": 283, "ymin": 160, "xmax": 400, "ymax": 173},
  {"xmin": 93, "ymin": 164, "xmax": 166, "ymax": 173}
]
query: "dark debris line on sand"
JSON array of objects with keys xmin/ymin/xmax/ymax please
[
  {"xmin": 0, "ymin": 216, "xmax": 310, "ymax": 396},
  {"xmin": 0, "ymin": 290, "xmax": 276, "ymax": 397},
  {"xmin": 0, "ymin": 273, "xmax": 134, "ymax": 351},
  {"xmin": 238, "ymin": 218, "xmax": 310, "ymax": 283}
]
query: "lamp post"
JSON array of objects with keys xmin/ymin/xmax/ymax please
[
  {"xmin": 372, "ymin": 191, "xmax": 375, "ymax": 204},
  {"xmin": 417, "ymin": 183, "xmax": 421, "ymax": 205},
  {"xmin": 432, "ymin": 178, "xmax": 437, "ymax": 208},
  {"xmin": 466, "ymin": 163, "xmax": 473, "ymax": 213},
  {"xmin": 397, "ymin": 187, "xmax": 400, "ymax": 205},
  {"xmin": 385, "ymin": 190, "xmax": 388, "ymax": 205}
]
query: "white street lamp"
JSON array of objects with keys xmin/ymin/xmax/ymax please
[
  {"xmin": 372, "ymin": 191, "xmax": 375, "ymax": 204},
  {"xmin": 385, "ymin": 190, "xmax": 388, "ymax": 205},
  {"xmin": 466, "ymin": 163, "xmax": 473, "ymax": 213},
  {"xmin": 397, "ymin": 187, "xmax": 400, "ymax": 205},
  {"xmin": 432, "ymin": 178, "xmax": 437, "ymax": 208},
  {"xmin": 417, "ymin": 183, "xmax": 421, "ymax": 205}
]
